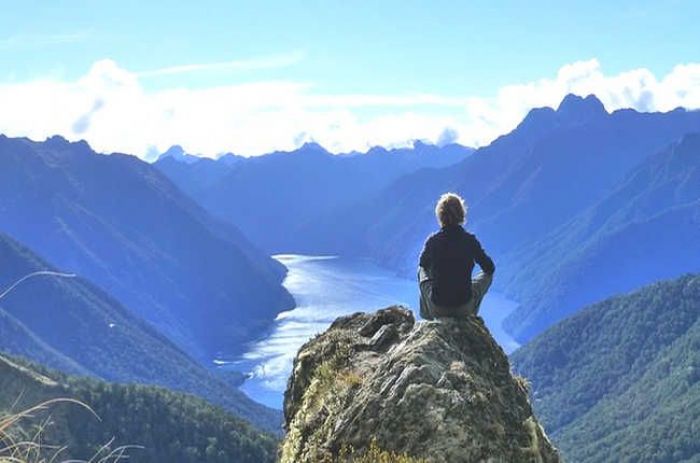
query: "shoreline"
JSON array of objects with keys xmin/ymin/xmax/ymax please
[{"xmin": 220, "ymin": 254, "xmax": 521, "ymax": 410}]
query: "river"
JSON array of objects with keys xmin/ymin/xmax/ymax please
[{"xmin": 221, "ymin": 254, "xmax": 520, "ymax": 409}]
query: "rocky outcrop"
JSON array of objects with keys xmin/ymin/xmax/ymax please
[{"xmin": 281, "ymin": 307, "xmax": 559, "ymax": 463}]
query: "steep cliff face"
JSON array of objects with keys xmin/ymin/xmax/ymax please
[{"xmin": 281, "ymin": 307, "xmax": 560, "ymax": 463}]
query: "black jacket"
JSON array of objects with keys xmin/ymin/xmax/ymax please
[{"xmin": 419, "ymin": 225, "xmax": 495, "ymax": 307}]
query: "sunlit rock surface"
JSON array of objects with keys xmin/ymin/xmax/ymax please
[{"xmin": 281, "ymin": 306, "xmax": 559, "ymax": 463}]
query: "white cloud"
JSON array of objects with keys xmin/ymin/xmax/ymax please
[
  {"xmin": 1, "ymin": 58, "xmax": 700, "ymax": 158},
  {"xmin": 137, "ymin": 50, "xmax": 306, "ymax": 77}
]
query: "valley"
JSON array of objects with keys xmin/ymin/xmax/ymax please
[
  {"xmin": 1, "ymin": 93, "xmax": 699, "ymax": 462},
  {"xmin": 224, "ymin": 254, "xmax": 521, "ymax": 408},
  {"xmin": 3, "ymin": 4, "xmax": 700, "ymax": 460}
]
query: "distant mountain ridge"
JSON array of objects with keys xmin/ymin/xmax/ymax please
[
  {"xmin": 502, "ymin": 132, "xmax": 700, "ymax": 339},
  {"xmin": 155, "ymin": 140, "xmax": 473, "ymax": 252},
  {"xmin": 511, "ymin": 274, "xmax": 700, "ymax": 462},
  {"xmin": 293, "ymin": 94, "xmax": 700, "ymax": 341},
  {"xmin": 156, "ymin": 144, "xmax": 202, "ymax": 164},
  {"xmin": 0, "ymin": 134, "xmax": 293, "ymax": 358}
]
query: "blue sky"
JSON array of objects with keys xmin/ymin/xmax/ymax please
[{"xmin": 1, "ymin": 0, "xmax": 699, "ymax": 156}]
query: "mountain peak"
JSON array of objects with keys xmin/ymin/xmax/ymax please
[
  {"xmin": 45, "ymin": 134, "xmax": 71, "ymax": 146},
  {"xmin": 157, "ymin": 145, "xmax": 199, "ymax": 164},
  {"xmin": 412, "ymin": 139, "xmax": 431, "ymax": 149},
  {"xmin": 298, "ymin": 141, "xmax": 328, "ymax": 153},
  {"xmin": 281, "ymin": 307, "xmax": 560, "ymax": 462},
  {"xmin": 40, "ymin": 135, "xmax": 94, "ymax": 158},
  {"xmin": 217, "ymin": 152, "xmax": 244, "ymax": 166},
  {"xmin": 556, "ymin": 93, "xmax": 607, "ymax": 124},
  {"xmin": 516, "ymin": 106, "xmax": 558, "ymax": 135},
  {"xmin": 365, "ymin": 145, "xmax": 389, "ymax": 156},
  {"xmin": 162, "ymin": 144, "xmax": 185, "ymax": 157},
  {"xmin": 292, "ymin": 142, "xmax": 330, "ymax": 158}
]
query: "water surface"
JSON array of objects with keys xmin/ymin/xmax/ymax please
[{"xmin": 223, "ymin": 254, "xmax": 520, "ymax": 409}]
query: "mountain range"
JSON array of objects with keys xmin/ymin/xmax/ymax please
[
  {"xmin": 156, "ymin": 95, "xmax": 700, "ymax": 342},
  {"xmin": 511, "ymin": 273, "xmax": 700, "ymax": 462},
  {"xmin": 0, "ymin": 230, "xmax": 281, "ymax": 432},
  {"xmin": 155, "ymin": 140, "xmax": 472, "ymax": 253},
  {"xmin": 1, "ymin": 92, "xmax": 698, "ymax": 459},
  {"xmin": 153, "ymin": 94, "xmax": 700, "ymax": 343},
  {"xmin": 276, "ymin": 94, "xmax": 700, "ymax": 341},
  {"xmin": 0, "ymin": 134, "xmax": 293, "ymax": 358},
  {"xmin": 502, "ymin": 132, "xmax": 700, "ymax": 339}
]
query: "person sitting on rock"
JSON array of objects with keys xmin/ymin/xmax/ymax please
[{"xmin": 418, "ymin": 192, "xmax": 495, "ymax": 320}]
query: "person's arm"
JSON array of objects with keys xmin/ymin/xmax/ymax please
[
  {"xmin": 473, "ymin": 235, "xmax": 495, "ymax": 275},
  {"xmin": 418, "ymin": 236, "xmax": 434, "ymax": 282},
  {"xmin": 419, "ymin": 236, "xmax": 433, "ymax": 270}
]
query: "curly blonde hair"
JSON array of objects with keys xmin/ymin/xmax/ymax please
[{"xmin": 435, "ymin": 193, "xmax": 467, "ymax": 227}]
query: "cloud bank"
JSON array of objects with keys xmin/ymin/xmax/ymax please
[{"xmin": 1, "ymin": 58, "xmax": 699, "ymax": 158}]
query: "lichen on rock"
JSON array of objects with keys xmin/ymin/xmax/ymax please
[{"xmin": 280, "ymin": 306, "xmax": 560, "ymax": 463}]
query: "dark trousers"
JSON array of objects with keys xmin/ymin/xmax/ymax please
[{"xmin": 418, "ymin": 267, "xmax": 493, "ymax": 320}]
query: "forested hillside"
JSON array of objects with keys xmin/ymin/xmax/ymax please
[
  {"xmin": 511, "ymin": 274, "xmax": 700, "ymax": 462},
  {"xmin": 0, "ymin": 134, "xmax": 293, "ymax": 357},
  {"xmin": 0, "ymin": 231, "xmax": 281, "ymax": 433},
  {"xmin": 502, "ymin": 132, "xmax": 700, "ymax": 339},
  {"xmin": 0, "ymin": 354, "xmax": 277, "ymax": 463}
]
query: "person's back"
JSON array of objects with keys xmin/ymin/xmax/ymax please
[{"xmin": 418, "ymin": 193, "xmax": 495, "ymax": 319}]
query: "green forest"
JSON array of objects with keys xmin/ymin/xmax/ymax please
[
  {"xmin": 512, "ymin": 274, "xmax": 700, "ymax": 462},
  {"xmin": 0, "ymin": 354, "xmax": 278, "ymax": 463}
]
